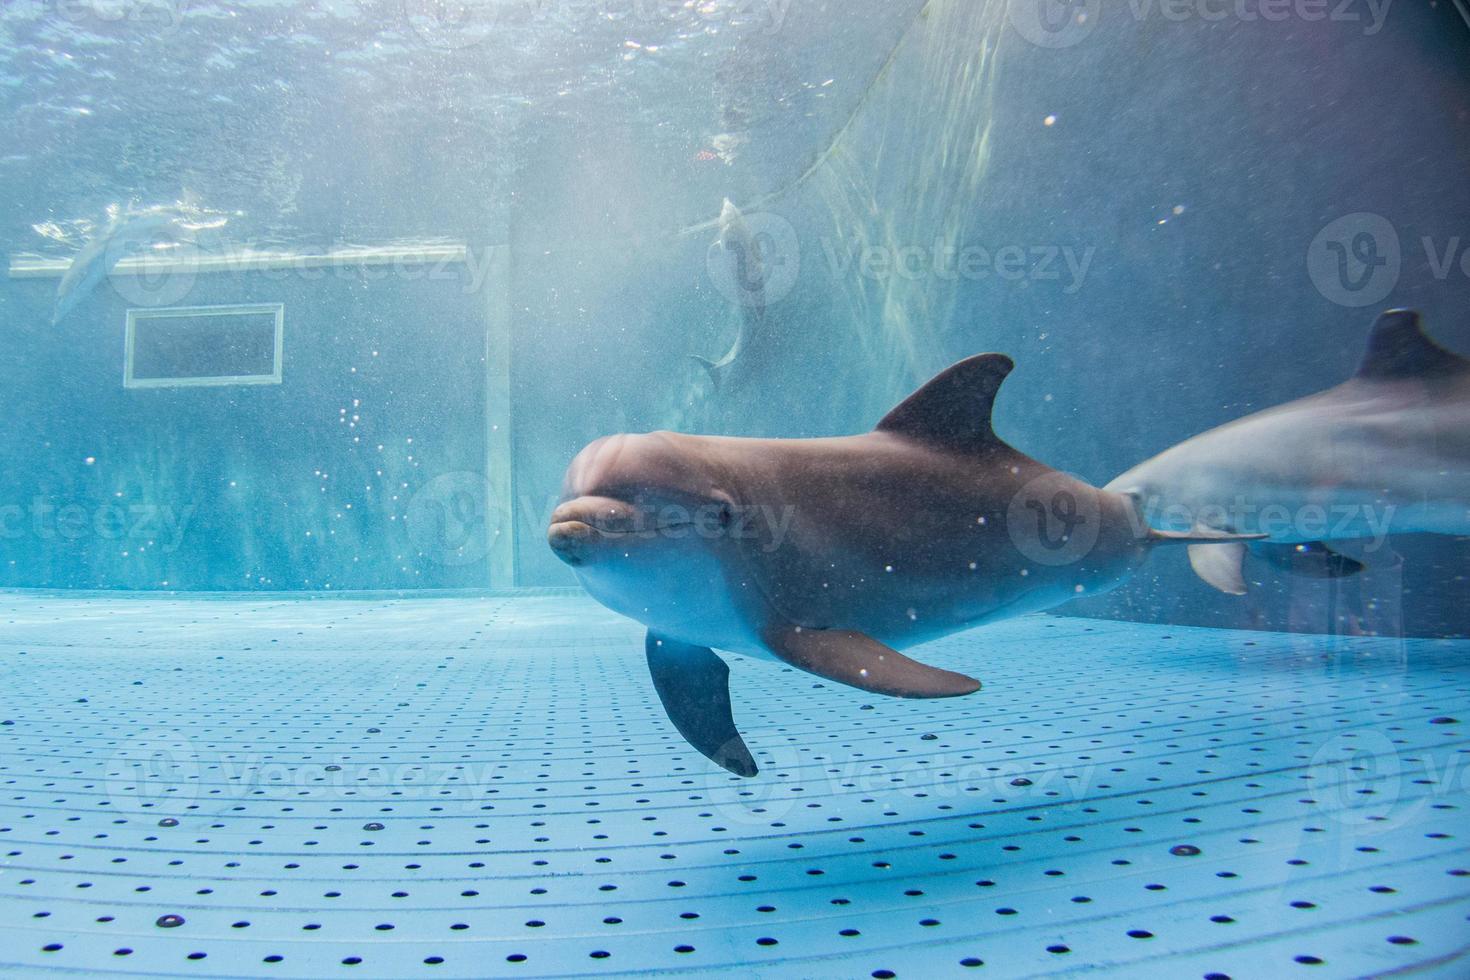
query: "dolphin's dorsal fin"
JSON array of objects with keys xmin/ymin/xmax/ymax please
[
  {"xmin": 1356, "ymin": 309, "xmax": 1470, "ymax": 381},
  {"xmin": 877, "ymin": 353, "xmax": 1014, "ymax": 453}
]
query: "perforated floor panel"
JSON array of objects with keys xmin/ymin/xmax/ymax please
[{"xmin": 0, "ymin": 592, "xmax": 1467, "ymax": 978}]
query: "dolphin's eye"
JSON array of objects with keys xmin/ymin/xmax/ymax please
[{"xmin": 717, "ymin": 502, "xmax": 733, "ymax": 528}]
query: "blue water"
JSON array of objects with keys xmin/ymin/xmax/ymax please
[
  {"xmin": 2, "ymin": 0, "xmax": 1468, "ymax": 628},
  {"xmin": 2, "ymin": 0, "xmax": 1469, "ymax": 975}
]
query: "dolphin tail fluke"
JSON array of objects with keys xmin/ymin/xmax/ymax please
[
  {"xmin": 688, "ymin": 354, "xmax": 723, "ymax": 393},
  {"xmin": 51, "ymin": 295, "xmax": 77, "ymax": 327},
  {"xmin": 645, "ymin": 632, "xmax": 757, "ymax": 777}
]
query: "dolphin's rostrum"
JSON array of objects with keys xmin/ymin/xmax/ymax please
[{"xmin": 549, "ymin": 353, "xmax": 1260, "ymax": 775}]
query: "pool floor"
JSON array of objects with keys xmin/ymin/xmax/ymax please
[{"xmin": 0, "ymin": 593, "xmax": 1467, "ymax": 978}]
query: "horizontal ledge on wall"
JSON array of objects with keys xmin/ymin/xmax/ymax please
[{"xmin": 7, "ymin": 243, "xmax": 476, "ymax": 279}]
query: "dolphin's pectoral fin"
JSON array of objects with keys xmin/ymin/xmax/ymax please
[
  {"xmin": 1254, "ymin": 541, "xmax": 1366, "ymax": 578},
  {"xmin": 1188, "ymin": 542, "xmax": 1249, "ymax": 595},
  {"xmin": 645, "ymin": 632, "xmax": 758, "ymax": 777},
  {"xmin": 763, "ymin": 625, "xmax": 981, "ymax": 699},
  {"xmin": 1148, "ymin": 526, "xmax": 1268, "ymax": 545}
]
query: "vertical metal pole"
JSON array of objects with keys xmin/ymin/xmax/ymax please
[{"xmin": 483, "ymin": 243, "xmax": 516, "ymax": 588}]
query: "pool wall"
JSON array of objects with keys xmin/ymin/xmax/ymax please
[{"xmin": 2, "ymin": 0, "xmax": 1468, "ymax": 636}]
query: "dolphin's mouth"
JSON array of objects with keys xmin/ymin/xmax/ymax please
[
  {"xmin": 549, "ymin": 496, "xmax": 721, "ymax": 536},
  {"xmin": 547, "ymin": 519, "xmax": 598, "ymax": 566},
  {"xmin": 547, "ymin": 497, "xmax": 713, "ymax": 566}
]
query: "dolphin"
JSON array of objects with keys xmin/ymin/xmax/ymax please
[
  {"xmin": 51, "ymin": 210, "xmax": 188, "ymax": 325},
  {"xmin": 1105, "ymin": 309, "xmax": 1470, "ymax": 595},
  {"xmin": 548, "ymin": 353, "xmax": 1259, "ymax": 775},
  {"xmin": 691, "ymin": 199, "xmax": 773, "ymax": 393}
]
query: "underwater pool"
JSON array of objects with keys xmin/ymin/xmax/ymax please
[
  {"xmin": 4, "ymin": 0, "xmax": 1470, "ymax": 976},
  {"xmin": 0, "ymin": 593, "xmax": 1466, "ymax": 977}
]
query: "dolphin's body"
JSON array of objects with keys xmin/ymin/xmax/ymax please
[
  {"xmin": 51, "ymin": 211, "xmax": 184, "ymax": 325},
  {"xmin": 1106, "ymin": 309, "xmax": 1470, "ymax": 594},
  {"xmin": 692, "ymin": 199, "xmax": 772, "ymax": 393},
  {"xmin": 549, "ymin": 354, "xmax": 1256, "ymax": 774}
]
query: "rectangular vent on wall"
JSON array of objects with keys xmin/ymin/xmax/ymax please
[{"xmin": 124, "ymin": 303, "xmax": 284, "ymax": 389}]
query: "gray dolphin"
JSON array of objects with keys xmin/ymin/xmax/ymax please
[
  {"xmin": 1106, "ymin": 309, "xmax": 1470, "ymax": 595},
  {"xmin": 51, "ymin": 211, "xmax": 188, "ymax": 325},
  {"xmin": 548, "ymin": 353, "xmax": 1258, "ymax": 775},
  {"xmin": 691, "ymin": 199, "xmax": 772, "ymax": 393}
]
